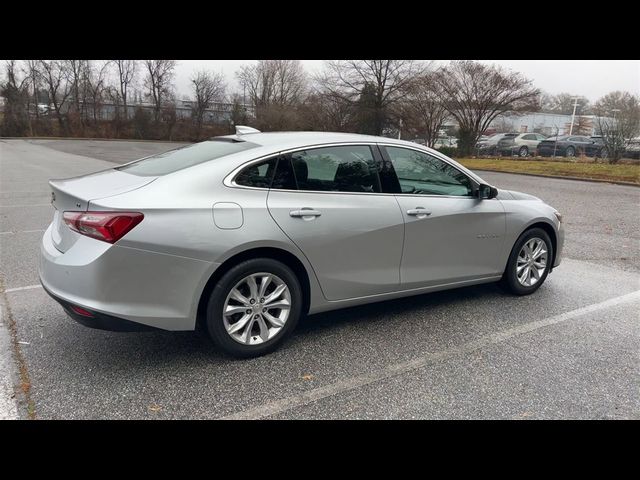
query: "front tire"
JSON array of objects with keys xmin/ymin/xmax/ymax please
[
  {"xmin": 206, "ymin": 258, "xmax": 302, "ymax": 358},
  {"xmin": 565, "ymin": 146, "xmax": 576, "ymax": 158},
  {"xmin": 500, "ymin": 228, "xmax": 553, "ymax": 295}
]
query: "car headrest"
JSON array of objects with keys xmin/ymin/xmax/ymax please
[
  {"xmin": 333, "ymin": 161, "xmax": 376, "ymax": 192},
  {"xmin": 292, "ymin": 157, "xmax": 308, "ymax": 183}
]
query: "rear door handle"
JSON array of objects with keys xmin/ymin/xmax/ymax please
[
  {"xmin": 407, "ymin": 208, "xmax": 431, "ymax": 217},
  {"xmin": 290, "ymin": 208, "xmax": 322, "ymax": 218}
]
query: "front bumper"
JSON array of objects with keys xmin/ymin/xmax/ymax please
[
  {"xmin": 554, "ymin": 222, "xmax": 565, "ymax": 268},
  {"xmin": 39, "ymin": 224, "xmax": 218, "ymax": 331}
]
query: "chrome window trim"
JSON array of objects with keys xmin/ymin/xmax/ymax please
[{"xmin": 222, "ymin": 141, "xmax": 484, "ymax": 199}]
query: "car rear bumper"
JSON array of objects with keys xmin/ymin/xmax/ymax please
[
  {"xmin": 41, "ymin": 282, "xmax": 159, "ymax": 331},
  {"xmin": 39, "ymin": 224, "xmax": 218, "ymax": 331}
]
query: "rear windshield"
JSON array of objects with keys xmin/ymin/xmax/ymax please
[{"xmin": 118, "ymin": 139, "xmax": 258, "ymax": 176}]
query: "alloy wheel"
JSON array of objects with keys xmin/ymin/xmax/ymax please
[
  {"xmin": 223, "ymin": 272, "xmax": 292, "ymax": 345},
  {"xmin": 516, "ymin": 237, "xmax": 548, "ymax": 287}
]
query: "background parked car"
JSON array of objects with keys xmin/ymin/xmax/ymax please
[
  {"xmin": 624, "ymin": 138, "xmax": 640, "ymax": 159},
  {"xmin": 476, "ymin": 133, "xmax": 518, "ymax": 155},
  {"xmin": 433, "ymin": 136, "xmax": 458, "ymax": 150},
  {"xmin": 497, "ymin": 133, "xmax": 546, "ymax": 157},
  {"xmin": 537, "ymin": 135, "xmax": 606, "ymax": 158}
]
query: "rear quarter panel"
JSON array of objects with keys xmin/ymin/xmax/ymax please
[{"xmin": 89, "ymin": 171, "xmax": 327, "ymax": 320}]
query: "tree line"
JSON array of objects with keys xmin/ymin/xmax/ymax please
[{"xmin": 1, "ymin": 60, "xmax": 638, "ymax": 159}]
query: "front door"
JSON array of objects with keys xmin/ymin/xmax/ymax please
[
  {"xmin": 380, "ymin": 145, "xmax": 506, "ymax": 289},
  {"xmin": 267, "ymin": 145, "xmax": 405, "ymax": 301}
]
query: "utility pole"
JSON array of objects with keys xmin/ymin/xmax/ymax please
[
  {"xmin": 398, "ymin": 118, "xmax": 403, "ymax": 139},
  {"xmin": 569, "ymin": 97, "xmax": 580, "ymax": 135}
]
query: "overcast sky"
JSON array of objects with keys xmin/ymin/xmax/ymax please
[{"xmin": 173, "ymin": 60, "xmax": 639, "ymax": 101}]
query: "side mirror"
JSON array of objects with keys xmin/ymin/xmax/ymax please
[{"xmin": 477, "ymin": 183, "xmax": 498, "ymax": 199}]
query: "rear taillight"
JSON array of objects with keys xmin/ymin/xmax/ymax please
[
  {"xmin": 69, "ymin": 305, "xmax": 94, "ymax": 317},
  {"xmin": 63, "ymin": 211, "xmax": 144, "ymax": 243}
]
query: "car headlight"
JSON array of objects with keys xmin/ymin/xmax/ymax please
[{"xmin": 554, "ymin": 211, "xmax": 563, "ymax": 223}]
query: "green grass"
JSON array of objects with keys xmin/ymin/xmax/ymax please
[{"xmin": 457, "ymin": 158, "xmax": 640, "ymax": 185}]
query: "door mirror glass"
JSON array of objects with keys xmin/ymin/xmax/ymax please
[{"xmin": 477, "ymin": 183, "xmax": 498, "ymax": 199}]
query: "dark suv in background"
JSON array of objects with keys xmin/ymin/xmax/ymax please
[{"xmin": 537, "ymin": 135, "xmax": 606, "ymax": 158}]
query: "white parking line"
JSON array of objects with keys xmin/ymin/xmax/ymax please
[
  {"xmin": 0, "ymin": 229, "xmax": 46, "ymax": 235},
  {"xmin": 0, "ymin": 204, "xmax": 50, "ymax": 208},
  {"xmin": 221, "ymin": 290, "xmax": 640, "ymax": 420},
  {"xmin": 3, "ymin": 285, "xmax": 43, "ymax": 293}
]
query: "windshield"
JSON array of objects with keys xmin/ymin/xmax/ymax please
[{"xmin": 118, "ymin": 139, "xmax": 259, "ymax": 176}]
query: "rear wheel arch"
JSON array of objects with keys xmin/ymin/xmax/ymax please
[{"xmin": 196, "ymin": 247, "xmax": 311, "ymax": 329}]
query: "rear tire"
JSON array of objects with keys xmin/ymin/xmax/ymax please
[
  {"xmin": 206, "ymin": 258, "xmax": 302, "ymax": 358},
  {"xmin": 565, "ymin": 146, "xmax": 575, "ymax": 158},
  {"xmin": 518, "ymin": 146, "xmax": 529, "ymax": 157},
  {"xmin": 500, "ymin": 228, "xmax": 553, "ymax": 296}
]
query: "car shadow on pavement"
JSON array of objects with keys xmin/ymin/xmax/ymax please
[
  {"xmin": 295, "ymin": 282, "xmax": 504, "ymax": 335},
  {"xmin": 45, "ymin": 281, "xmax": 506, "ymax": 371}
]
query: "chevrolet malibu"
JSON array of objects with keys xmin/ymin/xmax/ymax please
[{"xmin": 40, "ymin": 128, "xmax": 564, "ymax": 358}]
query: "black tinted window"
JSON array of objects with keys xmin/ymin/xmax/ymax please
[
  {"xmin": 271, "ymin": 157, "xmax": 297, "ymax": 190},
  {"xmin": 289, "ymin": 146, "xmax": 381, "ymax": 193},
  {"xmin": 235, "ymin": 157, "xmax": 277, "ymax": 188},
  {"xmin": 118, "ymin": 139, "xmax": 258, "ymax": 176},
  {"xmin": 385, "ymin": 147, "xmax": 472, "ymax": 196}
]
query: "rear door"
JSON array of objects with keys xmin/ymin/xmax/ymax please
[{"xmin": 266, "ymin": 144, "xmax": 405, "ymax": 301}]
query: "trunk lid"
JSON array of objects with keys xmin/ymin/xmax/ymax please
[{"xmin": 49, "ymin": 169, "xmax": 156, "ymax": 252}]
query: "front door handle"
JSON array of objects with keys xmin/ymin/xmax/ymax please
[
  {"xmin": 290, "ymin": 208, "xmax": 322, "ymax": 218},
  {"xmin": 407, "ymin": 208, "xmax": 432, "ymax": 218}
]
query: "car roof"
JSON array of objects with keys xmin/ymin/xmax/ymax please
[{"xmin": 215, "ymin": 131, "xmax": 417, "ymax": 149}]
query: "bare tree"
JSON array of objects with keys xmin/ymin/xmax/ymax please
[
  {"xmin": 568, "ymin": 115, "xmax": 593, "ymax": 136},
  {"xmin": 39, "ymin": 60, "xmax": 73, "ymax": 134},
  {"xmin": 594, "ymin": 91, "xmax": 640, "ymax": 163},
  {"xmin": 316, "ymin": 60, "xmax": 423, "ymax": 135},
  {"xmin": 190, "ymin": 70, "xmax": 226, "ymax": 138},
  {"xmin": 435, "ymin": 60, "xmax": 540, "ymax": 156},
  {"xmin": 22, "ymin": 60, "xmax": 41, "ymax": 123},
  {"xmin": 0, "ymin": 60, "xmax": 30, "ymax": 136},
  {"xmin": 143, "ymin": 60, "xmax": 176, "ymax": 123},
  {"xmin": 113, "ymin": 60, "xmax": 137, "ymax": 120},
  {"xmin": 237, "ymin": 60, "xmax": 306, "ymax": 107},
  {"xmin": 297, "ymin": 91, "xmax": 356, "ymax": 132},
  {"xmin": 236, "ymin": 60, "xmax": 306, "ymax": 130},
  {"xmin": 67, "ymin": 60, "xmax": 86, "ymax": 115},
  {"xmin": 83, "ymin": 61, "xmax": 110, "ymax": 124},
  {"xmin": 541, "ymin": 92, "xmax": 591, "ymax": 115},
  {"xmin": 399, "ymin": 72, "xmax": 449, "ymax": 147}
]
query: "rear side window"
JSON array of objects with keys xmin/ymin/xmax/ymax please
[
  {"xmin": 118, "ymin": 139, "xmax": 258, "ymax": 176},
  {"xmin": 288, "ymin": 145, "xmax": 382, "ymax": 193},
  {"xmin": 234, "ymin": 157, "xmax": 277, "ymax": 188}
]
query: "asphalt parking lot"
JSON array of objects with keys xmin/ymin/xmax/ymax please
[{"xmin": 1, "ymin": 138, "xmax": 639, "ymax": 419}]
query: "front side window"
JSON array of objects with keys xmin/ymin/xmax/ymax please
[
  {"xmin": 288, "ymin": 145, "xmax": 382, "ymax": 193},
  {"xmin": 384, "ymin": 146, "xmax": 473, "ymax": 196}
]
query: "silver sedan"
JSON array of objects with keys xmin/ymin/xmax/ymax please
[{"xmin": 39, "ymin": 128, "xmax": 564, "ymax": 357}]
